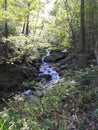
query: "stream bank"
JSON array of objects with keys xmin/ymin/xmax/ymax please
[
  {"xmin": 0, "ymin": 47, "xmax": 98, "ymax": 129},
  {"xmin": 0, "ymin": 48, "xmax": 61, "ymax": 99},
  {"xmin": 23, "ymin": 49, "xmax": 60, "ymax": 97},
  {"xmin": 0, "ymin": 47, "xmax": 97, "ymax": 99}
]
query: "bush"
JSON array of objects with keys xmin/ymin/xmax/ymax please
[
  {"xmin": 0, "ymin": 21, "xmax": 17, "ymax": 38},
  {"xmin": 0, "ymin": 66, "xmax": 98, "ymax": 129}
]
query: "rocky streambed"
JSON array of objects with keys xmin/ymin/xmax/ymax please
[
  {"xmin": 23, "ymin": 49, "xmax": 60, "ymax": 97},
  {"xmin": 0, "ymin": 47, "xmax": 96, "ymax": 99}
]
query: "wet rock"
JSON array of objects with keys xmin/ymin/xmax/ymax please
[
  {"xmin": 22, "ymin": 66, "xmax": 39, "ymax": 78},
  {"xmin": 26, "ymin": 56, "xmax": 41, "ymax": 69},
  {"xmin": 40, "ymin": 74, "xmax": 51, "ymax": 82},
  {"xmin": 32, "ymin": 58, "xmax": 42, "ymax": 64},
  {"xmin": 45, "ymin": 51, "xmax": 66, "ymax": 62}
]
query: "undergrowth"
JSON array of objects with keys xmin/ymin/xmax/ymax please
[{"xmin": 0, "ymin": 66, "xmax": 98, "ymax": 130}]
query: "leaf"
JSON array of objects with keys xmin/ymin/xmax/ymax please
[
  {"xmin": 8, "ymin": 109, "xmax": 14, "ymax": 117},
  {"xmin": 0, "ymin": 118, "xmax": 4, "ymax": 127}
]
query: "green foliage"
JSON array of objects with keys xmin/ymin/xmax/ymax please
[
  {"xmin": 76, "ymin": 120, "xmax": 84, "ymax": 130},
  {"xmin": 60, "ymin": 38, "xmax": 69, "ymax": 47},
  {"xmin": 0, "ymin": 109, "xmax": 23, "ymax": 130},
  {"xmin": 73, "ymin": 66, "xmax": 98, "ymax": 85},
  {"xmin": 0, "ymin": 0, "xmax": 98, "ymax": 129},
  {"xmin": 0, "ymin": 21, "xmax": 17, "ymax": 38},
  {"xmin": 93, "ymin": 109, "xmax": 98, "ymax": 116},
  {"xmin": 23, "ymin": 81, "xmax": 39, "ymax": 89},
  {"xmin": 0, "ymin": 65, "xmax": 98, "ymax": 129}
]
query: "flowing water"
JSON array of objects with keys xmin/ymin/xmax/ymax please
[
  {"xmin": 39, "ymin": 49, "xmax": 60, "ymax": 86},
  {"xmin": 24, "ymin": 49, "xmax": 60, "ymax": 96}
]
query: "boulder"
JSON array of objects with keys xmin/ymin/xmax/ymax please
[
  {"xmin": 40, "ymin": 74, "xmax": 51, "ymax": 81},
  {"xmin": 40, "ymin": 74, "xmax": 51, "ymax": 84},
  {"xmin": 26, "ymin": 56, "xmax": 41, "ymax": 69},
  {"xmin": 45, "ymin": 51, "xmax": 66, "ymax": 62},
  {"xmin": 22, "ymin": 66, "xmax": 39, "ymax": 78}
]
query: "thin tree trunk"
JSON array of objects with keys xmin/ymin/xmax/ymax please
[
  {"xmin": 70, "ymin": 26, "xmax": 78, "ymax": 67},
  {"xmin": 22, "ymin": 22, "xmax": 26, "ymax": 34},
  {"xmin": 91, "ymin": 0, "xmax": 96, "ymax": 50},
  {"xmin": 26, "ymin": 15, "xmax": 29, "ymax": 35},
  {"xmin": 4, "ymin": 0, "xmax": 8, "ymax": 58},
  {"xmin": 81, "ymin": 0, "xmax": 86, "ymax": 67},
  {"xmin": 26, "ymin": 3, "xmax": 30, "ymax": 36},
  {"xmin": 94, "ymin": 39, "xmax": 98, "ymax": 65}
]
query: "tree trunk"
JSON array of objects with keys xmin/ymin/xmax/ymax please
[
  {"xmin": 25, "ymin": 3, "xmax": 30, "ymax": 36},
  {"xmin": 26, "ymin": 16, "xmax": 29, "ymax": 35},
  {"xmin": 94, "ymin": 39, "xmax": 98, "ymax": 65},
  {"xmin": 70, "ymin": 26, "xmax": 78, "ymax": 67},
  {"xmin": 4, "ymin": 0, "xmax": 8, "ymax": 58},
  {"xmin": 22, "ymin": 22, "xmax": 26, "ymax": 34},
  {"xmin": 81, "ymin": 0, "xmax": 86, "ymax": 67},
  {"xmin": 91, "ymin": 0, "xmax": 96, "ymax": 51}
]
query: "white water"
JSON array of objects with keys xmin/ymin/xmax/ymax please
[
  {"xmin": 23, "ymin": 49, "xmax": 60, "ymax": 96},
  {"xmin": 40, "ymin": 49, "xmax": 60, "ymax": 82}
]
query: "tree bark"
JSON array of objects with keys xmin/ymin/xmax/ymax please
[
  {"xmin": 22, "ymin": 22, "xmax": 26, "ymax": 34},
  {"xmin": 4, "ymin": 0, "xmax": 8, "ymax": 58},
  {"xmin": 70, "ymin": 25, "xmax": 78, "ymax": 67},
  {"xmin": 90, "ymin": 0, "xmax": 96, "ymax": 50},
  {"xmin": 94, "ymin": 39, "xmax": 98, "ymax": 65},
  {"xmin": 81, "ymin": 0, "xmax": 86, "ymax": 67},
  {"xmin": 25, "ymin": 3, "xmax": 30, "ymax": 36}
]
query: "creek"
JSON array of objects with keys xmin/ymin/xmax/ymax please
[{"xmin": 23, "ymin": 49, "xmax": 60, "ymax": 96}]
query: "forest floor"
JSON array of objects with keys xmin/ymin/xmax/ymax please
[{"xmin": 0, "ymin": 47, "xmax": 98, "ymax": 129}]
